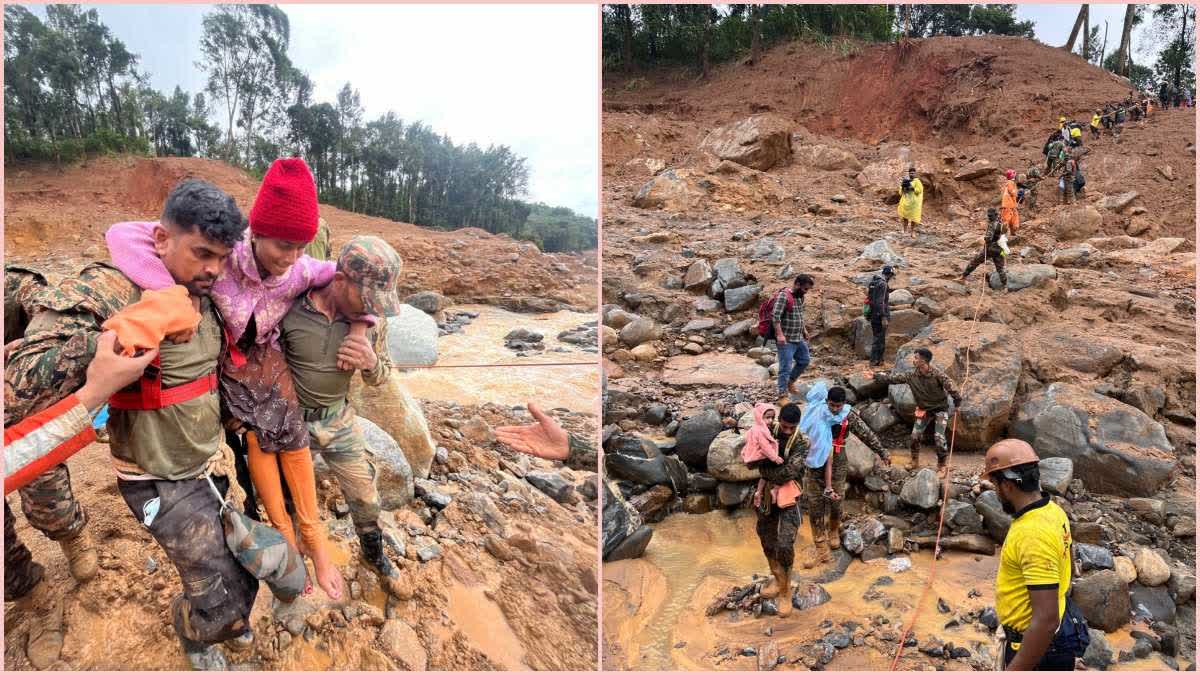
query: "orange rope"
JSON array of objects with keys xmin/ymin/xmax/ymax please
[
  {"xmin": 394, "ymin": 361, "xmax": 595, "ymax": 369},
  {"xmin": 889, "ymin": 271, "xmax": 994, "ymax": 670}
]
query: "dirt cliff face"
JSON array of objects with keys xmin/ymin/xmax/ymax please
[{"xmin": 602, "ymin": 35, "xmax": 1195, "ymax": 671}]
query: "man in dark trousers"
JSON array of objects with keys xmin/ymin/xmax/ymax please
[
  {"xmin": 873, "ymin": 348, "xmax": 963, "ymax": 472},
  {"xmin": 866, "ymin": 266, "xmax": 894, "ymax": 367},
  {"xmin": 961, "ymin": 207, "xmax": 1009, "ymax": 291}
]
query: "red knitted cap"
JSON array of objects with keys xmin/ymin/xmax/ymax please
[{"xmin": 249, "ymin": 158, "xmax": 319, "ymax": 242}]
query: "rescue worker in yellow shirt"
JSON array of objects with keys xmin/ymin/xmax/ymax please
[
  {"xmin": 1089, "ymin": 110, "xmax": 1102, "ymax": 140},
  {"xmin": 982, "ymin": 439, "xmax": 1089, "ymax": 671}
]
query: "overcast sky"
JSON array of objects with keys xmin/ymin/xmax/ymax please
[
  {"xmin": 1016, "ymin": 4, "xmax": 1163, "ymax": 64},
  {"xmin": 28, "ymin": 4, "xmax": 599, "ymax": 218}
]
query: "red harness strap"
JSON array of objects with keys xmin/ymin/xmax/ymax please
[
  {"xmin": 108, "ymin": 353, "xmax": 218, "ymax": 410},
  {"xmin": 832, "ymin": 418, "xmax": 850, "ymax": 454}
]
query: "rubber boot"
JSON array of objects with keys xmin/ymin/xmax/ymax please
[
  {"xmin": 827, "ymin": 511, "xmax": 842, "ymax": 551},
  {"xmin": 360, "ymin": 531, "xmax": 413, "ymax": 600},
  {"xmin": 179, "ymin": 635, "xmax": 229, "ymax": 671},
  {"xmin": 21, "ymin": 581, "xmax": 64, "ymax": 669},
  {"xmin": 59, "ymin": 528, "xmax": 98, "ymax": 583},
  {"xmin": 808, "ymin": 516, "xmax": 831, "ymax": 564},
  {"xmin": 909, "ymin": 439, "xmax": 921, "ymax": 469},
  {"xmin": 775, "ymin": 564, "xmax": 793, "ymax": 617},
  {"xmin": 761, "ymin": 559, "xmax": 782, "ymax": 598}
]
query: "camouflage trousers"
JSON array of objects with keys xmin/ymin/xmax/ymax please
[
  {"xmin": 912, "ymin": 409, "xmax": 951, "ymax": 461},
  {"xmin": 305, "ymin": 402, "xmax": 382, "ymax": 538},
  {"xmin": 803, "ymin": 450, "xmax": 849, "ymax": 531},
  {"xmin": 3, "ymin": 464, "xmax": 87, "ymax": 600},
  {"xmin": 755, "ymin": 502, "xmax": 802, "ymax": 569},
  {"xmin": 117, "ymin": 475, "xmax": 258, "ymax": 644}
]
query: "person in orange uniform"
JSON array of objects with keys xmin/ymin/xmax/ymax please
[{"xmin": 1000, "ymin": 169, "xmax": 1020, "ymax": 239}]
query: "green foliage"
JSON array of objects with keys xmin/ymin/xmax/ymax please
[
  {"xmin": 899, "ymin": 4, "xmax": 1034, "ymax": 39},
  {"xmin": 5, "ymin": 4, "xmax": 594, "ymax": 252}
]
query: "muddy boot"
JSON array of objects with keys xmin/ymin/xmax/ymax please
[
  {"xmin": 58, "ymin": 529, "xmax": 98, "ymax": 583},
  {"xmin": 225, "ymin": 631, "xmax": 254, "ymax": 654},
  {"xmin": 21, "ymin": 581, "xmax": 64, "ymax": 669},
  {"xmin": 760, "ymin": 560, "xmax": 781, "ymax": 599},
  {"xmin": 827, "ymin": 512, "xmax": 842, "ymax": 551},
  {"xmin": 909, "ymin": 439, "xmax": 921, "ymax": 469},
  {"xmin": 360, "ymin": 531, "xmax": 413, "ymax": 600},
  {"xmin": 775, "ymin": 565, "xmax": 793, "ymax": 617},
  {"xmin": 179, "ymin": 635, "xmax": 229, "ymax": 671},
  {"xmin": 808, "ymin": 518, "xmax": 831, "ymax": 564}
]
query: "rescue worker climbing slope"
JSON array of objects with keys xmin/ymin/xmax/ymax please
[
  {"xmin": 897, "ymin": 165, "xmax": 923, "ymax": 238},
  {"xmin": 1000, "ymin": 170, "xmax": 1020, "ymax": 239},
  {"xmin": 960, "ymin": 207, "xmax": 1010, "ymax": 291},
  {"xmin": 872, "ymin": 348, "xmax": 962, "ymax": 472}
]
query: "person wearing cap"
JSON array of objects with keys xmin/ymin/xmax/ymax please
[
  {"xmin": 872, "ymin": 347, "xmax": 961, "ymax": 471},
  {"xmin": 104, "ymin": 157, "xmax": 378, "ymax": 605},
  {"xmin": 865, "ymin": 265, "xmax": 895, "ymax": 367},
  {"xmin": 999, "ymin": 169, "xmax": 1020, "ymax": 239},
  {"xmin": 961, "ymin": 207, "xmax": 1009, "ymax": 291},
  {"xmin": 981, "ymin": 439, "xmax": 1078, "ymax": 671},
  {"xmin": 897, "ymin": 165, "xmax": 923, "ymax": 238},
  {"xmin": 278, "ymin": 235, "xmax": 413, "ymax": 599}
]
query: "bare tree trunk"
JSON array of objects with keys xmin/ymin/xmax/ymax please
[
  {"xmin": 1082, "ymin": 5, "xmax": 1090, "ymax": 58},
  {"xmin": 699, "ymin": 7, "xmax": 712, "ymax": 80},
  {"xmin": 1064, "ymin": 4, "xmax": 1086, "ymax": 52},
  {"xmin": 1115, "ymin": 4, "xmax": 1135, "ymax": 77},
  {"xmin": 615, "ymin": 5, "xmax": 635, "ymax": 71},
  {"xmin": 1175, "ymin": 6, "xmax": 1189, "ymax": 88},
  {"xmin": 1101, "ymin": 20, "xmax": 1108, "ymax": 68},
  {"xmin": 749, "ymin": 4, "xmax": 763, "ymax": 65}
]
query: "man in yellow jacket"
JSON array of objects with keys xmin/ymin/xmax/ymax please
[
  {"xmin": 1089, "ymin": 110, "xmax": 1102, "ymax": 140},
  {"xmin": 897, "ymin": 165, "xmax": 923, "ymax": 238}
]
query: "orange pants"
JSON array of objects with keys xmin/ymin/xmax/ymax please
[
  {"xmin": 245, "ymin": 431, "xmax": 327, "ymax": 558},
  {"xmin": 1000, "ymin": 207, "xmax": 1019, "ymax": 237}
]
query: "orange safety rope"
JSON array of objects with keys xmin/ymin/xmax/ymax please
[
  {"xmin": 889, "ymin": 273, "xmax": 993, "ymax": 670},
  {"xmin": 395, "ymin": 361, "xmax": 595, "ymax": 369}
]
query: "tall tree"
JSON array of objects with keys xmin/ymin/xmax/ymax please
[
  {"xmin": 1114, "ymin": 4, "xmax": 1137, "ymax": 76},
  {"xmin": 749, "ymin": 4, "xmax": 763, "ymax": 65},
  {"xmin": 1064, "ymin": 4, "xmax": 1087, "ymax": 52}
]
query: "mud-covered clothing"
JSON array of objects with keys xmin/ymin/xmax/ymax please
[
  {"xmin": 913, "ymin": 410, "xmax": 952, "ymax": 459},
  {"xmin": 750, "ymin": 426, "xmax": 809, "ymax": 567},
  {"xmin": 279, "ymin": 291, "xmax": 391, "ymax": 411},
  {"xmin": 841, "ymin": 409, "xmax": 888, "ymax": 459},
  {"xmin": 756, "ymin": 503, "xmax": 802, "ymax": 568},
  {"xmin": 303, "ymin": 401, "xmax": 381, "ymax": 538},
  {"xmin": 117, "ymin": 475, "xmax": 258, "ymax": 643},
  {"xmin": 804, "ymin": 448, "xmax": 848, "ymax": 532},
  {"xmin": 874, "ymin": 366, "xmax": 962, "ymax": 413}
]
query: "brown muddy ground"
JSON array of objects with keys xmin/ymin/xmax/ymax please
[{"xmin": 601, "ymin": 35, "xmax": 1195, "ymax": 671}]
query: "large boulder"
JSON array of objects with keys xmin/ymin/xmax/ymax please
[
  {"xmin": 603, "ymin": 480, "xmax": 649, "ymax": 560},
  {"xmin": 698, "ymin": 114, "xmax": 793, "ymax": 171},
  {"xmin": 350, "ymin": 373, "xmax": 437, "ymax": 480},
  {"xmin": 850, "ymin": 309, "xmax": 929, "ymax": 360},
  {"xmin": 632, "ymin": 169, "xmax": 705, "ymax": 211},
  {"xmin": 953, "ymin": 159, "xmax": 995, "ymax": 181},
  {"xmin": 724, "ymin": 284, "xmax": 762, "ymax": 312},
  {"xmin": 889, "ymin": 320, "xmax": 1021, "ymax": 450},
  {"xmin": 707, "ymin": 430, "xmax": 760, "ymax": 482},
  {"xmin": 859, "ymin": 402, "xmax": 899, "ymax": 433},
  {"xmin": 386, "ymin": 306, "xmax": 439, "ymax": 366},
  {"xmin": 684, "ymin": 260, "xmax": 714, "ymax": 290},
  {"xmin": 1133, "ymin": 548, "xmax": 1171, "ymax": 587},
  {"xmin": 604, "ymin": 435, "xmax": 688, "ymax": 494},
  {"xmin": 1073, "ymin": 570, "xmax": 1131, "ymax": 631},
  {"xmin": 844, "ymin": 435, "xmax": 879, "ymax": 480},
  {"xmin": 1053, "ymin": 206, "xmax": 1103, "ymax": 241},
  {"xmin": 619, "ymin": 317, "xmax": 659, "ymax": 347},
  {"xmin": 1025, "ymin": 330, "xmax": 1124, "ymax": 379},
  {"xmin": 990, "ymin": 264, "xmax": 1057, "ymax": 291},
  {"xmin": 1038, "ymin": 457, "xmax": 1073, "ymax": 495},
  {"xmin": 858, "ymin": 239, "xmax": 907, "ymax": 267},
  {"xmin": 1011, "ymin": 383, "xmax": 1177, "ymax": 497},
  {"xmin": 403, "ymin": 290, "xmax": 448, "ymax": 315},
  {"xmin": 1099, "ymin": 191, "xmax": 1139, "ymax": 213},
  {"xmin": 900, "ymin": 468, "xmax": 939, "ymax": 509},
  {"xmin": 797, "ymin": 144, "xmax": 862, "ymax": 172},
  {"xmin": 354, "ymin": 416, "xmax": 414, "ymax": 509},
  {"xmin": 976, "ymin": 490, "xmax": 1012, "ymax": 542},
  {"xmin": 674, "ymin": 410, "xmax": 724, "ymax": 470},
  {"xmin": 1130, "ymin": 584, "xmax": 1176, "ymax": 624}
]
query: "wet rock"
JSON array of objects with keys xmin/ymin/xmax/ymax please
[
  {"xmin": 663, "ymin": 353, "xmax": 768, "ymax": 388},
  {"xmin": 604, "ymin": 435, "xmax": 688, "ymax": 494},
  {"xmin": 683, "ymin": 494, "xmax": 713, "ymax": 514},
  {"xmin": 1038, "ymin": 457, "xmax": 1073, "ymax": 495},
  {"xmin": 379, "ymin": 619, "xmax": 427, "ymax": 670},
  {"xmin": 900, "ymin": 468, "xmax": 939, "ymax": 509},
  {"xmin": 684, "ymin": 260, "xmax": 714, "ymax": 290},
  {"xmin": 355, "ymin": 417, "xmax": 415, "ymax": 508},
  {"xmin": 1130, "ymin": 583, "xmax": 1176, "ymax": 623},
  {"xmin": 630, "ymin": 485, "xmax": 674, "ymax": 522},
  {"xmin": 844, "ymin": 435, "xmax": 879, "ymax": 481},
  {"xmin": 975, "ymin": 491, "xmax": 1012, "ymax": 542},
  {"xmin": 1074, "ymin": 570, "xmax": 1132, "ymax": 631},
  {"xmin": 724, "ymin": 284, "xmax": 762, "ymax": 312},
  {"xmin": 716, "ymin": 482, "xmax": 753, "ymax": 508},
  {"xmin": 643, "ymin": 404, "xmax": 670, "ymax": 426},
  {"xmin": 847, "ymin": 371, "xmax": 888, "ymax": 399},
  {"xmin": 386, "ymin": 306, "xmax": 439, "ymax": 366},
  {"xmin": 851, "ymin": 310, "xmax": 930, "ymax": 360},
  {"xmin": 1127, "ymin": 498, "xmax": 1165, "ymax": 525},
  {"xmin": 674, "ymin": 410, "xmax": 724, "ymax": 470},
  {"xmin": 860, "ymin": 402, "xmax": 899, "ymax": 433},
  {"xmin": 699, "ymin": 114, "xmax": 793, "ymax": 171},
  {"xmin": 859, "ymin": 239, "xmax": 906, "ymax": 267},
  {"xmin": 842, "ymin": 527, "xmax": 865, "ymax": 555},
  {"xmin": 980, "ymin": 607, "xmax": 999, "ymax": 631},
  {"xmin": 860, "ymin": 518, "xmax": 886, "ymax": 544},
  {"xmin": 351, "ymin": 375, "xmax": 437, "ymax": 480},
  {"xmin": 403, "ymin": 290, "xmax": 447, "ymax": 315},
  {"xmin": 689, "ymin": 473, "xmax": 718, "ymax": 492},
  {"xmin": 1134, "ymin": 548, "xmax": 1171, "ymax": 587},
  {"xmin": 792, "ymin": 582, "xmax": 832, "ymax": 611},
  {"xmin": 944, "ymin": 500, "xmax": 984, "ymax": 535},
  {"xmin": 1012, "ymin": 383, "xmax": 1177, "ymax": 497},
  {"xmin": 1168, "ymin": 564, "xmax": 1196, "ymax": 604},
  {"xmin": 1075, "ymin": 543, "xmax": 1115, "ymax": 572},
  {"xmin": 1083, "ymin": 629, "xmax": 1114, "ymax": 669},
  {"xmin": 707, "ymin": 430, "xmax": 759, "ymax": 482},
  {"xmin": 887, "ymin": 528, "xmax": 906, "ymax": 554},
  {"xmin": 825, "ymin": 630, "xmax": 852, "ymax": 649},
  {"xmin": 619, "ymin": 317, "xmax": 659, "ymax": 347},
  {"xmin": 526, "ymin": 470, "xmax": 575, "ymax": 504}
]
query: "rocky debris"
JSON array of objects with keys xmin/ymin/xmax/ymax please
[
  {"xmin": 386, "ymin": 306, "xmax": 439, "ymax": 366},
  {"xmin": 859, "ymin": 402, "xmax": 898, "ymax": 433},
  {"xmin": 698, "ymin": 114, "xmax": 793, "ymax": 171},
  {"xmin": 888, "ymin": 289, "xmax": 915, "ymax": 306},
  {"xmin": 619, "ymin": 317, "xmax": 659, "ymax": 347},
  {"xmin": 1074, "ymin": 570, "xmax": 1132, "ymax": 631},
  {"xmin": 1048, "ymin": 243, "xmax": 1099, "ymax": 267},
  {"xmin": 716, "ymin": 482, "xmax": 753, "ymax": 508},
  {"xmin": 1054, "ymin": 205, "xmax": 1104, "ymax": 240},
  {"xmin": 792, "ymin": 582, "xmax": 832, "ymax": 611},
  {"xmin": 706, "ymin": 430, "xmax": 760, "ymax": 482},
  {"xmin": 724, "ymin": 284, "xmax": 762, "ymax": 312},
  {"xmin": 844, "ymin": 435, "xmax": 880, "ymax": 480},
  {"xmin": 989, "ymin": 263, "xmax": 1057, "ymax": 291},
  {"xmin": 674, "ymin": 410, "xmax": 724, "ymax": 469},
  {"xmin": 953, "ymin": 159, "xmax": 995, "ymax": 181},
  {"xmin": 1038, "ymin": 457, "xmax": 1073, "ymax": 495},
  {"xmin": 605, "ymin": 436, "xmax": 688, "ymax": 493},
  {"xmin": 684, "ymin": 259, "xmax": 714, "ymax": 289},
  {"xmin": 1130, "ymin": 583, "xmax": 1176, "ymax": 623},
  {"xmin": 661, "ymin": 353, "xmax": 769, "ymax": 388},
  {"xmin": 1083, "ymin": 629, "xmax": 1115, "ymax": 669},
  {"xmin": 859, "ymin": 239, "xmax": 906, "ymax": 267},
  {"xmin": 629, "ymin": 485, "xmax": 675, "ymax": 522},
  {"xmin": 909, "ymin": 533, "xmax": 994, "ymax": 555},
  {"xmin": 842, "ymin": 527, "xmax": 865, "ymax": 555},
  {"xmin": 1099, "ymin": 191, "xmax": 1140, "ymax": 213},
  {"xmin": 944, "ymin": 500, "xmax": 984, "ymax": 535},
  {"xmin": 504, "ymin": 328, "xmax": 545, "ymax": 352},
  {"xmin": 974, "ymin": 491, "xmax": 1012, "ymax": 542},
  {"xmin": 850, "ymin": 309, "xmax": 929, "ymax": 360},
  {"xmin": 632, "ymin": 168, "xmax": 705, "ymax": 211},
  {"xmin": 797, "ymin": 144, "xmax": 862, "ymax": 171},
  {"xmin": 746, "ymin": 238, "xmax": 786, "ymax": 262},
  {"xmin": 378, "ymin": 619, "xmax": 427, "ymax": 671},
  {"xmin": 1075, "ymin": 543, "xmax": 1115, "ymax": 572},
  {"xmin": 557, "ymin": 323, "xmax": 598, "ymax": 348},
  {"xmin": 1134, "ymin": 547, "xmax": 1172, "ymax": 587},
  {"xmin": 525, "ymin": 470, "xmax": 575, "ymax": 504},
  {"xmin": 1012, "ymin": 383, "xmax": 1177, "ymax": 497},
  {"xmin": 1114, "ymin": 556, "xmax": 1139, "ymax": 584},
  {"xmin": 403, "ymin": 290, "xmax": 447, "ymax": 315},
  {"xmin": 900, "ymin": 468, "xmax": 939, "ymax": 509},
  {"xmin": 355, "ymin": 417, "xmax": 415, "ymax": 509}
]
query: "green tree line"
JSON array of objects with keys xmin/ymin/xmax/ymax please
[{"xmin": 4, "ymin": 4, "xmax": 596, "ymax": 252}]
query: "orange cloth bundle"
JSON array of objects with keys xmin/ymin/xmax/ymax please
[{"xmin": 101, "ymin": 285, "xmax": 201, "ymax": 356}]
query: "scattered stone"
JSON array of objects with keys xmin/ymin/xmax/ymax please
[
  {"xmin": 1073, "ymin": 570, "xmax": 1132, "ymax": 631},
  {"xmin": 620, "ymin": 317, "xmax": 659, "ymax": 347},
  {"xmin": 378, "ymin": 619, "xmax": 427, "ymax": 671},
  {"xmin": 1134, "ymin": 548, "xmax": 1171, "ymax": 587},
  {"xmin": 1083, "ymin": 629, "xmax": 1114, "ymax": 669},
  {"xmin": 724, "ymin": 284, "xmax": 762, "ymax": 312},
  {"xmin": 900, "ymin": 468, "xmax": 939, "ymax": 509},
  {"xmin": 859, "ymin": 239, "xmax": 906, "ymax": 267},
  {"xmin": 1130, "ymin": 583, "xmax": 1176, "ymax": 624},
  {"xmin": 403, "ymin": 291, "xmax": 447, "ymax": 314},
  {"xmin": 1075, "ymin": 543, "xmax": 1114, "ymax": 572},
  {"xmin": 792, "ymin": 582, "xmax": 832, "ymax": 611},
  {"xmin": 1038, "ymin": 457, "xmax": 1073, "ymax": 495},
  {"xmin": 1114, "ymin": 556, "xmax": 1138, "ymax": 584},
  {"xmin": 888, "ymin": 289, "xmax": 915, "ymax": 306},
  {"xmin": 674, "ymin": 410, "xmax": 724, "ymax": 470},
  {"xmin": 525, "ymin": 470, "xmax": 575, "ymax": 504},
  {"xmin": 699, "ymin": 114, "xmax": 793, "ymax": 171}
]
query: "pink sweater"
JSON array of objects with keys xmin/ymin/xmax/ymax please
[{"xmin": 105, "ymin": 221, "xmax": 338, "ymax": 349}]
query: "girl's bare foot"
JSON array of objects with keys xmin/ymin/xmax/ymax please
[{"xmin": 300, "ymin": 541, "xmax": 344, "ymax": 601}]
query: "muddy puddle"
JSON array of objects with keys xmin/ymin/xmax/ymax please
[
  {"xmin": 395, "ymin": 304, "xmax": 597, "ymax": 413},
  {"xmin": 603, "ymin": 509, "xmax": 1176, "ymax": 671}
]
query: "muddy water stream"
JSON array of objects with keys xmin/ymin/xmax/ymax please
[
  {"xmin": 604, "ymin": 509, "xmax": 1176, "ymax": 671},
  {"xmin": 395, "ymin": 304, "xmax": 597, "ymax": 413}
]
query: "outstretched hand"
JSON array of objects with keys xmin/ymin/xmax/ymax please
[{"xmin": 494, "ymin": 402, "xmax": 569, "ymax": 462}]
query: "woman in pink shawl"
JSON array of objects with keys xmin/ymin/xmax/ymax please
[{"xmin": 741, "ymin": 401, "xmax": 807, "ymax": 617}]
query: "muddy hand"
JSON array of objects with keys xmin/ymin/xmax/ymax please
[
  {"xmin": 336, "ymin": 334, "xmax": 376, "ymax": 371},
  {"xmin": 495, "ymin": 402, "xmax": 570, "ymax": 461}
]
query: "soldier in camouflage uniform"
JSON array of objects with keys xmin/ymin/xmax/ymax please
[
  {"xmin": 5, "ymin": 181, "xmax": 255, "ymax": 670},
  {"xmin": 4, "ymin": 265, "xmax": 100, "ymax": 668},
  {"xmin": 800, "ymin": 387, "xmax": 890, "ymax": 564},
  {"xmin": 278, "ymin": 235, "xmax": 409, "ymax": 598},
  {"xmin": 873, "ymin": 347, "xmax": 963, "ymax": 472},
  {"xmin": 303, "ymin": 216, "xmax": 332, "ymax": 262}
]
